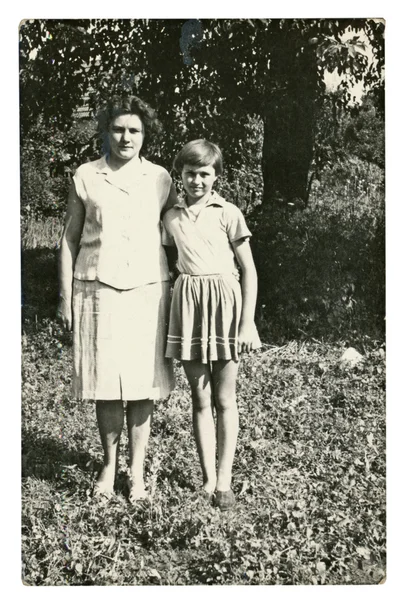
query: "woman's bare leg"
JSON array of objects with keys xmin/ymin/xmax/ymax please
[
  {"xmin": 182, "ymin": 360, "xmax": 217, "ymax": 493},
  {"xmin": 211, "ymin": 360, "xmax": 239, "ymax": 492},
  {"xmin": 126, "ymin": 399, "xmax": 154, "ymax": 499},
  {"xmin": 95, "ymin": 400, "xmax": 124, "ymax": 493}
]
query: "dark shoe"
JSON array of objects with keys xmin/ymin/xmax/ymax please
[{"xmin": 214, "ymin": 489, "xmax": 236, "ymax": 511}]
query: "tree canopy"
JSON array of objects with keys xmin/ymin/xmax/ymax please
[{"xmin": 20, "ymin": 18, "xmax": 385, "ymax": 204}]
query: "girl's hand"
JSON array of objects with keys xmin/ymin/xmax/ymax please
[
  {"xmin": 238, "ymin": 321, "xmax": 257, "ymax": 354},
  {"xmin": 56, "ymin": 297, "xmax": 73, "ymax": 331}
]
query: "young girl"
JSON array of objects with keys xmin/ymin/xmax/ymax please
[{"xmin": 162, "ymin": 139, "xmax": 261, "ymax": 511}]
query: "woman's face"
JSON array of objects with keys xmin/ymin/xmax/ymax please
[{"xmin": 108, "ymin": 113, "xmax": 145, "ymax": 162}]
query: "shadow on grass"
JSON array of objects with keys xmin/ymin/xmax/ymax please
[
  {"xmin": 21, "ymin": 247, "xmax": 59, "ymax": 323},
  {"xmin": 22, "ymin": 429, "xmax": 95, "ymax": 488},
  {"xmin": 21, "ymin": 429, "xmax": 134, "ymax": 497}
]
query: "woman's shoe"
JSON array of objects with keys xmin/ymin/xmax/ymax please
[
  {"xmin": 92, "ymin": 481, "xmax": 114, "ymax": 502},
  {"xmin": 127, "ymin": 477, "xmax": 148, "ymax": 505},
  {"xmin": 214, "ymin": 489, "xmax": 236, "ymax": 511},
  {"xmin": 201, "ymin": 489, "xmax": 215, "ymax": 503}
]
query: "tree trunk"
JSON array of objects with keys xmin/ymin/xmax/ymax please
[{"xmin": 261, "ymin": 43, "xmax": 318, "ymax": 206}]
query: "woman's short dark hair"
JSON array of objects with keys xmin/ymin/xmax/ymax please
[
  {"xmin": 96, "ymin": 95, "xmax": 162, "ymax": 156},
  {"xmin": 173, "ymin": 139, "xmax": 223, "ymax": 176}
]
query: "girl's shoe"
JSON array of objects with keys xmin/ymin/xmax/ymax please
[{"xmin": 214, "ymin": 489, "xmax": 236, "ymax": 511}]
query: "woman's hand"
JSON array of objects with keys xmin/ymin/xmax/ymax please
[
  {"xmin": 238, "ymin": 320, "xmax": 257, "ymax": 354},
  {"xmin": 56, "ymin": 297, "xmax": 73, "ymax": 331},
  {"xmin": 58, "ymin": 182, "xmax": 84, "ymax": 332}
]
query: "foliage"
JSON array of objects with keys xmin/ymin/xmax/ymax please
[
  {"xmin": 314, "ymin": 89, "xmax": 384, "ymax": 173},
  {"xmin": 19, "ymin": 18, "xmax": 385, "ymax": 207},
  {"xmin": 313, "ymin": 91, "xmax": 350, "ymax": 171},
  {"xmin": 251, "ymin": 157, "xmax": 385, "ymax": 342},
  {"xmin": 20, "ymin": 116, "xmax": 98, "ymax": 223},
  {"xmin": 21, "ymin": 248, "xmax": 385, "ymax": 585},
  {"xmin": 20, "ymin": 121, "xmax": 70, "ymax": 220},
  {"xmin": 344, "ymin": 94, "xmax": 384, "ymax": 168}
]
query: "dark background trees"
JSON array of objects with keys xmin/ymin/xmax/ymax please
[
  {"xmin": 20, "ymin": 18, "xmax": 385, "ymax": 342},
  {"xmin": 20, "ymin": 19, "xmax": 384, "ymax": 199}
]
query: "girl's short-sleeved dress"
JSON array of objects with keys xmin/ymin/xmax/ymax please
[
  {"xmin": 71, "ymin": 156, "xmax": 176, "ymax": 401},
  {"xmin": 162, "ymin": 191, "xmax": 261, "ymax": 364}
]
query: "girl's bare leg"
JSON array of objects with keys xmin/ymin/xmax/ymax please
[
  {"xmin": 211, "ymin": 360, "xmax": 239, "ymax": 492},
  {"xmin": 126, "ymin": 399, "xmax": 154, "ymax": 499},
  {"xmin": 95, "ymin": 400, "xmax": 125, "ymax": 493},
  {"xmin": 182, "ymin": 360, "xmax": 217, "ymax": 493}
]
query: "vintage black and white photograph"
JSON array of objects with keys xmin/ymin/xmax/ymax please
[{"xmin": 19, "ymin": 15, "xmax": 386, "ymax": 587}]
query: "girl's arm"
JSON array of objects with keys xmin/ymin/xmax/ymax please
[
  {"xmin": 232, "ymin": 237, "xmax": 258, "ymax": 353},
  {"xmin": 57, "ymin": 184, "xmax": 85, "ymax": 331},
  {"xmin": 161, "ymin": 181, "xmax": 178, "ymax": 215}
]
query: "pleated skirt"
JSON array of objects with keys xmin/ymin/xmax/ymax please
[
  {"xmin": 166, "ymin": 273, "xmax": 261, "ymax": 364},
  {"xmin": 72, "ymin": 279, "xmax": 174, "ymax": 401}
]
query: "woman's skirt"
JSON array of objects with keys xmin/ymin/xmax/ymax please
[
  {"xmin": 165, "ymin": 273, "xmax": 261, "ymax": 364},
  {"xmin": 72, "ymin": 279, "xmax": 174, "ymax": 401}
]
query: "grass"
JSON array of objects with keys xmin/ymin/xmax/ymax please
[
  {"xmin": 21, "ymin": 216, "xmax": 63, "ymax": 251},
  {"xmin": 21, "ymin": 244, "xmax": 386, "ymax": 586}
]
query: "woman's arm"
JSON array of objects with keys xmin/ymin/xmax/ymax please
[
  {"xmin": 232, "ymin": 237, "xmax": 258, "ymax": 353},
  {"xmin": 57, "ymin": 183, "xmax": 85, "ymax": 331}
]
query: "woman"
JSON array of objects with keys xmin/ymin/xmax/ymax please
[{"xmin": 57, "ymin": 95, "xmax": 176, "ymax": 502}]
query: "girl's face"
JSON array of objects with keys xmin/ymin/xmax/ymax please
[
  {"xmin": 108, "ymin": 113, "xmax": 145, "ymax": 162},
  {"xmin": 181, "ymin": 163, "xmax": 217, "ymax": 202}
]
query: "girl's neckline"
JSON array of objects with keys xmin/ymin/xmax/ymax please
[{"xmin": 185, "ymin": 191, "xmax": 214, "ymax": 208}]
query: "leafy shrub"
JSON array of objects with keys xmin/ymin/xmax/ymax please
[
  {"xmin": 314, "ymin": 90, "xmax": 384, "ymax": 173},
  {"xmin": 215, "ymin": 116, "xmax": 264, "ymax": 213},
  {"xmin": 251, "ymin": 157, "xmax": 385, "ymax": 342},
  {"xmin": 344, "ymin": 98, "xmax": 384, "ymax": 168},
  {"xmin": 21, "ymin": 144, "xmax": 70, "ymax": 221},
  {"xmin": 21, "ymin": 122, "xmax": 71, "ymax": 221},
  {"xmin": 21, "ymin": 117, "xmax": 98, "ymax": 223}
]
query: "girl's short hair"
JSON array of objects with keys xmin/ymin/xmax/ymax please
[
  {"xmin": 173, "ymin": 139, "xmax": 223, "ymax": 175},
  {"xmin": 96, "ymin": 95, "xmax": 162, "ymax": 155}
]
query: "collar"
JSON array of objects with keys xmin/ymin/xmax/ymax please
[
  {"xmin": 95, "ymin": 155, "xmax": 151, "ymax": 176},
  {"xmin": 173, "ymin": 190, "xmax": 226, "ymax": 210}
]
